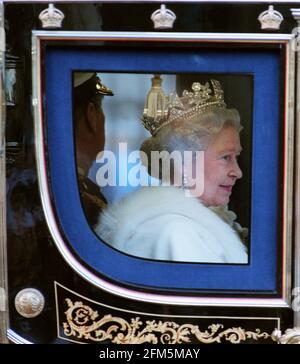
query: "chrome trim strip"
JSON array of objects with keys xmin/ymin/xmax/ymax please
[
  {"xmin": 0, "ymin": 1, "xmax": 8, "ymax": 344},
  {"xmin": 7, "ymin": 329, "xmax": 33, "ymax": 344},
  {"xmin": 9, "ymin": 0, "xmax": 300, "ymax": 4},
  {"xmin": 32, "ymin": 31, "xmax": 294, "ymax": 308},
  {"xmin": 292, "ymin": 13, "xmax": 300, "ymax": 327},
  {"xmin": 282, "ymin": 37, "xmax": 295, "ymax": 308},
  {"xmin": 55, "ymin": 281, "xmax": 282, "ymax": 323},
  {"xmin": 32, "ymin": 30, "xmax": 294, "ymax": 42}
]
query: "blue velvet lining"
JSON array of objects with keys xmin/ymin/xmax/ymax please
[{"xmin": 45, "ymin": 46, "xmax": 280, "ymax": 291}]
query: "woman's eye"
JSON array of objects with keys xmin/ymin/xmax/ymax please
[{"xmin": 222, "ymin": 155, "xmax": 231, "ymax": 161}]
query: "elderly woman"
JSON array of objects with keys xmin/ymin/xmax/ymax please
[{"xmin": 96, "ymin": 77, "xmax": 248, "ymax": 263}]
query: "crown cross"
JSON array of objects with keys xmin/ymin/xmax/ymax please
[
  {"xmin": 183, "ymin": 82, "xmax": 212, "ymax": 107},
  {"xmin": 211, "ymin": 79, "xmax": 225, "ymax": 101}
]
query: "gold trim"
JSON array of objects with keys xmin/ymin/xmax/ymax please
[{"xmin": 63, "ymin": 299, "xmax": 272, "ymax": 344}]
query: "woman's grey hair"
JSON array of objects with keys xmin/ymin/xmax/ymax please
[{"xmin": 140, "ymin": 107, "xmax": 241, "ymax": 180}]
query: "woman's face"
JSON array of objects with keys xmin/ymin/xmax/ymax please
[{"xmin": 200, "ymin": 125, "xmax": 242, "ymax": 206}]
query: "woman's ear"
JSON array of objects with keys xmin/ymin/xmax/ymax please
[{"xmin": 85, "ymin": 102, "xmax": 98, "ymax": 134}]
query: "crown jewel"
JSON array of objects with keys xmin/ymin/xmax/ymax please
[
  {"xmin": 39, "ymin": 3, "xmax": 65, "ymax": 29},
  {"xmin": 142, "ymin": 76, "xmax": 227, "ymax": 136},
  {"xmin": 151, "ymin": 4, "xmax": 176, "ymax": 29},
  {"xmin": 258, "ymin": 5, "xmax": 283, "ymax": 30}
]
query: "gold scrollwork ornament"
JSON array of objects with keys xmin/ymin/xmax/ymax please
[{"xmin": 62, "ymin": 299, "xmax": 271, "ymax": 344}]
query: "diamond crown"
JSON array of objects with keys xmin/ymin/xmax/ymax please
[{"xmin": 142, "ymin": 76, "xmax": 226, "ymax": 136}]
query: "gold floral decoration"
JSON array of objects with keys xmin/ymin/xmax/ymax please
[{"xmin": 62, "ymin": 299, "xmax": 272, "ymax": 344}]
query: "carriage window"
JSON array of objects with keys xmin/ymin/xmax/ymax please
[{"xmin": 73, "ymin": 71, "xmax": 251, "ymax": 264}]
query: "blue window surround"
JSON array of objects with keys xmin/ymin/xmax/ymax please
[{"xmin": 45, "ymin": 45, "xmax": 281, "ymax": 291}]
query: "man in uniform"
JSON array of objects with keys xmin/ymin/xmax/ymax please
[{"xmin": 73, "ymin": 72, "xmax": 113, "ymax": 227}]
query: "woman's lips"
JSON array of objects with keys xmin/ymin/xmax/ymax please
[{"xmin": 220, "ymin": 185, "xmax": 233, "ymax": 193}]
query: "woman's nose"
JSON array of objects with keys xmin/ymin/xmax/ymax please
[{"xmin": 229, "ymin": 160, "xmax": 242, "ymax": 179}]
